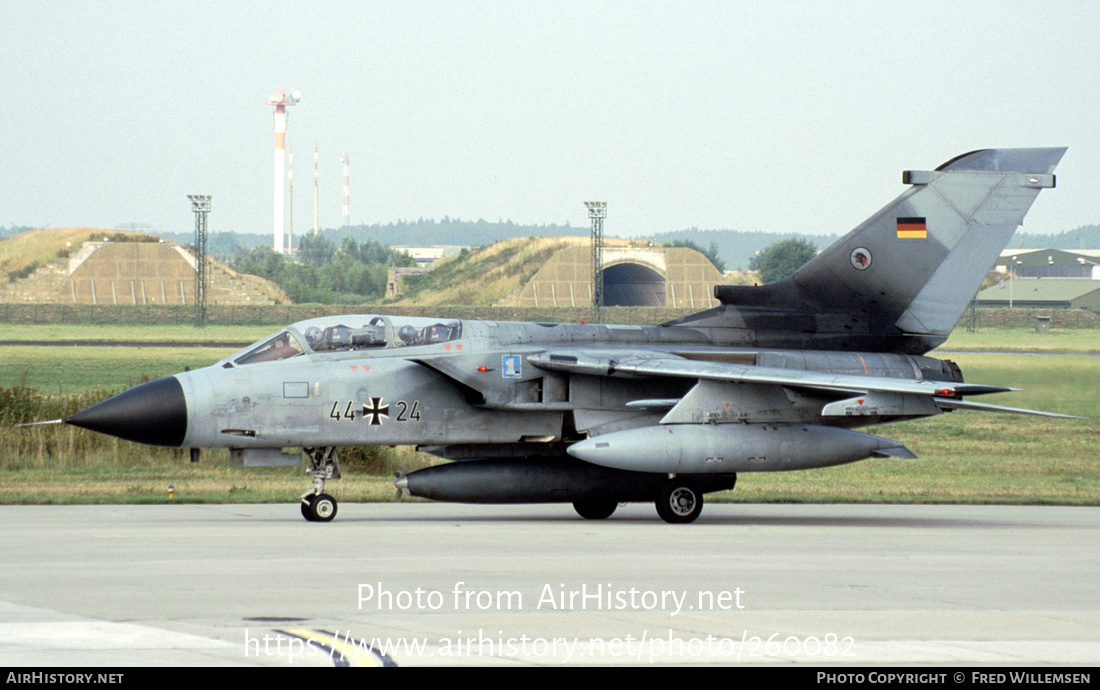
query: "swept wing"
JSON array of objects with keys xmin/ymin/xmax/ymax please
[{"xmin": 527, "ymin": 350, "xmax": 1076, "ymax": 418}]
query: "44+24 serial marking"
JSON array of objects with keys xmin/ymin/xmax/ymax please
[{"xmin": 329, "ymin": 399, "xmax": 421, "ymax": 426}]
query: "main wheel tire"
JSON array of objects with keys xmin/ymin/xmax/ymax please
[
  {"xmin": 655, "ymin": 484, "xmax": 703, "ymax": 524},
  {"xmin": 573, "ymin": 500, "xmax": 618, "ymax": 520},
  {"xmin": 312, "ymin": 494, "xmax": 338, "ymax": 522},
  {"xmin": 303, "ymin": 494, "xmax": 338, "ymax": 522}
]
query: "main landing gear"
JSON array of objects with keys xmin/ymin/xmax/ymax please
[
  {"xmin": 571, "ymin": 479, "xmax": 706, "ymax": 524},
  {"xmin": 655, "ymin": 481, "xmax": 703, "ymax": 524},
  {"xmin": 301, "ymin": 447, "xmax": 341, "ymax": 522},
  {"xmin": 573, "ymin": 500, "xmax": 619, "ymax": 520}
]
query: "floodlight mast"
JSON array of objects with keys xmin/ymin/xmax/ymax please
[
  {"xmin": 188, "ymin": 195, "xmax": 211, "ymax": 328},
  {"xmin": 586, "ymin": 201, "xmax": 607, "ymax": 323}
]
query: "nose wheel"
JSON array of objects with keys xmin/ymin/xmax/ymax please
[{"xmin": 301, "ymin": 447, "xmax": 341, "ymax": 522}]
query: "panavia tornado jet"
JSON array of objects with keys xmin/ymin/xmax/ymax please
[{"xmin": 66, "ymin": 148, "xmax": 1075, "ymax": 522}]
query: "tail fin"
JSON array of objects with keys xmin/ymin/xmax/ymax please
[{"xmin": 670, "ymin": 148, "xmax": 1066, "ymax": 354}]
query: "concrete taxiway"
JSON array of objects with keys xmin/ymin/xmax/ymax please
[{"xmin": 0, "ymin": 502, "xmax": 1097, "ymax": 666}]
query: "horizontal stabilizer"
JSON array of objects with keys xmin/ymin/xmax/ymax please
[{"xmin": 934, "ymin": 397, "xmax": 1083, "ymax": 419}]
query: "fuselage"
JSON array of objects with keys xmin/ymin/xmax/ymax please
[{"xmin": 147, "ymin": 314, "xmax": 960, "ymax": 453}]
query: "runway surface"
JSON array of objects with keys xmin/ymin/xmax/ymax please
[{"xmin": 0, "ymin": 502, "xmax": 1097, "ymax": 666}]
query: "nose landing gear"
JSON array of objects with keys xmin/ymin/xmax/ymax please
[{"xmin": 301, "ymin": 447, "xmax": 341, "ymax": 522}]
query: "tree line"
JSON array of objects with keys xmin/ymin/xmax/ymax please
[{"xmin": 231, "ymin": 235, "xmax": 416, "ymax": 304}]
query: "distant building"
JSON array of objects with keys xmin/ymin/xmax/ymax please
[
  {"xmin": 996, "ymin": 249, "xmax": 1100, "ymax": 279},
  {"xmin": 391, "ymin": 245, "xmax": 466, "ymax": 268},
  {"xmin": 975, "ymin": 278, "xmax": 1100, "ymax": 314},
  {"xmin": 507, "ymin": 245, "xmax": 725, "ymax": 308}
]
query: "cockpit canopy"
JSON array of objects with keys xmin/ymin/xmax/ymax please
[{"xmin": 230, "ymin": 315, "xmax": 462, "ymax": 366}]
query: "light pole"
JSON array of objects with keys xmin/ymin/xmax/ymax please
[
  {"xmin": 586, "ymin": 201, "xmax": 606, "ymax": 323},
  {"xmin": 188, "ymin": 195, "xmax": 211, "ymax": 328},
  {"xmin": 1009, "ymin": 257, "xmax": 1021, "ymax": 308}
]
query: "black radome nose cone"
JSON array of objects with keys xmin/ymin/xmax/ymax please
[{"xmin": 66, "ymin": 376, "xmax": 187, "ymax": 447}]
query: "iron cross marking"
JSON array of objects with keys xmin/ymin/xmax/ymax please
[{"xmin": 363, "ymin": 397, "xmax": 390, "ymax": 425}]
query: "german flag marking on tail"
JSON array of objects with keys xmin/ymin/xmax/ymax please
[{"xmin": 896, "ymin": 217, "xmax": 927, "ymax": 239}]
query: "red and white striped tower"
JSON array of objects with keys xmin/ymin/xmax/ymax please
[
  {"xmin": 287, "ymin": 144, "xmax": 294, "ymax": 253},
  {"xmin": 313, "ymin": 143, "xmax": 319, "ymax": 236},
  {"xmin": 342, "ymin": 152, "xmax": 350, "ymax": 227},
  {"xmin": 267, "ymin": 89, "xmax": 299, "ymax": 253}
]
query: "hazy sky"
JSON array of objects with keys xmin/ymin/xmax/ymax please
[{"xmin": 3, "ymin": 1, "xmax": 1098, "ymax": 241}]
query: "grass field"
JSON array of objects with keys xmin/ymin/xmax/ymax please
[
  {"xmin": 1, "ymin": 345, "xmax": 238, "ymax": 394},
  {"xmin": 941, "ymin": 328, "xmax": 1100, "ymax": 353},
  {"xmin": 0, "ymin": 323, "xmax": 275, "ymax": 344},
  {"xmin": 0, "ymin": 325, "xmax": 1096, "ymax": 507}
]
